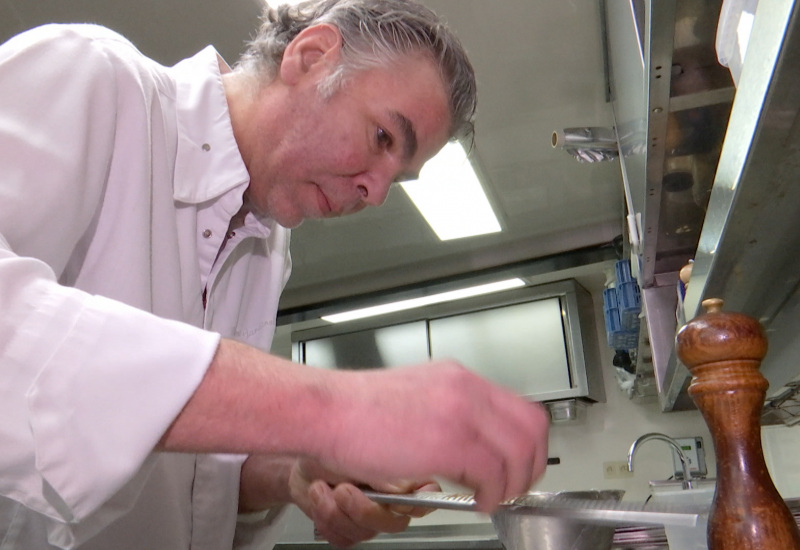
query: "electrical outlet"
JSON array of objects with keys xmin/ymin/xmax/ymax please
[{"xmin": 603, "ymin": 461, "xmax": 634, "ymax": 479}]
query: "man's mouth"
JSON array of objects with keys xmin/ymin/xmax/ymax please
[{"xmin": 315, "ymin": 184, "xmax": 333, "ymax": 215}]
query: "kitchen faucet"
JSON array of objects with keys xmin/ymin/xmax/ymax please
[{"xmin": 627, "ymin": 432, "xmax": 695, "ymax": 490}]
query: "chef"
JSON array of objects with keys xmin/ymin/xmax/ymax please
[{"xmin": 0, "ymin": 0, "xmax": 550, "ymax": 548}]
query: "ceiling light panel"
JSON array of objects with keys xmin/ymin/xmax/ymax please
[{"xmin": 400, "ymin": 142, "xmax": 501, "ymax": 241}]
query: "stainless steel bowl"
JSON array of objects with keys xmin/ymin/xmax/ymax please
[{"xmin": 490, "ymin": 490, "xmax": 625, "ymax": 550}]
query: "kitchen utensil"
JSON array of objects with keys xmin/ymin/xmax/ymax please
[
  {"xmin": 363, "ymin": 490, "xmax": 705, "ymax": 527},
  {"xmin": 365, "ymin": 489, "xmax": 707, "ymax": 550}
]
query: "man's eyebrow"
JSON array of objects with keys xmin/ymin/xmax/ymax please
[{"xmin": 391, "ymin": 111, "xmax": 418, "ymax": 161}]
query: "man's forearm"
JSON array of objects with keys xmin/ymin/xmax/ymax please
[
  {"xmin": 155, "ymin": 336, "xmax": 551, "ymax": 513},
  {"xmin": 157, "ymin": 337, "xmax": 333, "ymax": 457}
]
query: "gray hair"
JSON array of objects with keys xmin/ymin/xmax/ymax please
[{"xmin": 236, "ymin": 0, "xmax": 477, "ymax": 140}]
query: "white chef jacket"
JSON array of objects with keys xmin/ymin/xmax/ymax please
[{"xmin": 0, "ymin": 24, "xmax": 291, "ymax": 549}]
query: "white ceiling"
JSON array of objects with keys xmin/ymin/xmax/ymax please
[{"xmin": 0, "ymin": 0, "xmax": 624, "ymax": 313}]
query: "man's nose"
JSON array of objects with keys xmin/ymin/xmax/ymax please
[{"xmin": 355, "ymin": 171, "xmax": 394, "ymax": 207}]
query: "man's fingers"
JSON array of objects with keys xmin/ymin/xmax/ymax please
[
  {"xmin": 437, "ymin": 382, "xmax": 548, "ymax": 511},
  {"xmin": 333, "ymin": 484, "xmax": 411, "ymax": 533},
  {"xmin": 309, "ymin": 482, "xmax": 377, "ymax": 547},
  {"xmin": 482, "ymin": 390, "xmax": 550, "ymax": 501}
]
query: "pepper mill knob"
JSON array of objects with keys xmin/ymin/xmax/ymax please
[
  {"xmin": 676, "ymin": 299, "xmax": 800, "ymax": 550},
  {"xmin": 677, "ymin": 298, "xmax": 768, "ymax": 367}
]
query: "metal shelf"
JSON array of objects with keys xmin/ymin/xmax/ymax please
[
  {"xmin": 662, "ymin": 0, "xmax": 800, "ymax": 409},
  {"xmin": 606, "ymin": 0, "xmax": 735, "ymax": 409}
]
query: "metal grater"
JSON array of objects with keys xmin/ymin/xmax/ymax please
[{"xmin": 362, "ymin": 490, "xmax": 708, "ymax": 527}]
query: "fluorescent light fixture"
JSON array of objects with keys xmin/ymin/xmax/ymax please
[
  {"xmin": 321, "ymin": 278, "xmax": 526, "ymax": 323},
  {"xmin": 400, "ymin": 142, "xmax": 501, "ymax": 241}
]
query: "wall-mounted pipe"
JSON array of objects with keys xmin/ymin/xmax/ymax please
[{"xmin": 552, "ymin": 126, "xmax": 619, "ymax": 163}]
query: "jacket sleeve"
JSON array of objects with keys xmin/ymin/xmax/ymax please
[{"xmin": 0, "ymin": 24, "xmax": 220, "ymax": 542}]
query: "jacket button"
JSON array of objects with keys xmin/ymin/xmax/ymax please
[{"xmin": 202, "ymin": 229, "xmax": 212, "ymax": 238}]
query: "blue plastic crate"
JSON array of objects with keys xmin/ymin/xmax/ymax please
[
  {"xmin": 615, "ymin": 259, "xmax": 634, "ymax": 284},
  {"xmin": 604, "ymin": 304, "xmax": 622, "ymax": 333},
  {"xmin": 603, "ymin": 304, "xmax": 638, "ymax": 349},
  {"xmin": 603, "ymin": 287, "xmax": 618, "ymax": 310},
  {"xmin": 608, "ymin": 330, "xmax": 640, "ymax": 350},
  {"xmin": 617, "ymin": 281, "xmax": 641, "ymax": 329}
]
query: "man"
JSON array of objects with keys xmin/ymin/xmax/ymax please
[{"xmin": 0, "ymin": 0, "xmax": 550, "ymax": 548}]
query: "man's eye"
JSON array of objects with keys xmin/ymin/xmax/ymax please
[{"xmin": 377, "ymin": 127, "xmax": 392, "ymax": 149}]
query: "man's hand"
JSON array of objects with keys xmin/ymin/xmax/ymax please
[
  {"xmin": 239, "ymin": 456, "xmax": 438, "ymax": 548},
  {"xmin": 310, "ymin": 361, "xmax": 550, "ymax": 513},
  {"xmin": 289, "ymin": 460, "xmax": 438, "ymax": 548}
]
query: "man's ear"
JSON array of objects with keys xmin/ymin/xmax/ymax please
[{"xmin": 280, "ymin": 23, "xmax": 342, "ymax": 85}]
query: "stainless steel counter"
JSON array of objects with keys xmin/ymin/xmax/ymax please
[{"xmin": 614, "ymin": 496, "xmax": 800, "ymax": 549}]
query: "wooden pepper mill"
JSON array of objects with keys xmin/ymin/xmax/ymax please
[{"xmin": 676, "ymin": 298, "xmax": 800, "ymax": 549}]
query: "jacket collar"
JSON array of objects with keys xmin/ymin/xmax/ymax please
[{"xmin": 171, "ymin": 46, "xmax": 250, "ymax": 205}]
